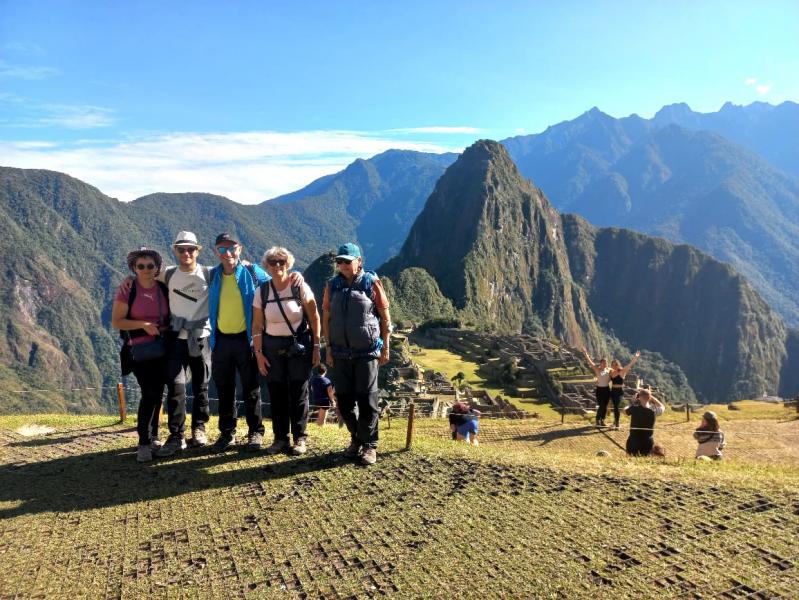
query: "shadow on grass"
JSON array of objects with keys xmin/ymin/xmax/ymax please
[
  {"xmin": 508, "ymin": 424, "xmax": 603, "ymax": 445},
  {"xmin": 0, "ymin": 444, "xmax": 405, "ymax": 518},
  {"xmin": 7, "ymin": 426, "xmax": 137, "ymax": 448}
]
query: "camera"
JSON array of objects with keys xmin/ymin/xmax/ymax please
[{"xmin": 284, "ymin": 341, "xmax": 307, "ymax": 357}]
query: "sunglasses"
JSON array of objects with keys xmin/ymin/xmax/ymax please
[
  {"xmin": 136, "ymin": 263, "xmax": 156, "ymax": 270},
  {"xmin": 266, "ymin": 259, "xmax": 286, "ymax": 267},
  {"xmin": 335, "ymin": 258, "xmax": 353, "ymax": 265},
  {"xmin": 216, "ymin": 246, "xmax": 238, "ymax": 254},
  {"xmin": 176, "ymin": 246, "xmax": 198, "ymax": 254}
]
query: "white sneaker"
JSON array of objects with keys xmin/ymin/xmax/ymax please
[{"xmin": 137, "ymin": 445, "xmax": 153, "ymax": 463}]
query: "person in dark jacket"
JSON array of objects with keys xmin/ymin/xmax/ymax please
[
  {"xmin": 624, "ymin": 389, "xmax": 665, "ymax": 457},
  {"xmin": 111, "ymin": 247, "xmax": 170, "ymax": 463},
  {"xmin": 322, "ymin": 243, "xmax": 391, "ymax": 466}
]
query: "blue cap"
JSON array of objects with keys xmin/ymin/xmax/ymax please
[{"xmin": 335, "ymin": 242, "xmax": 362, "ymax": 261}]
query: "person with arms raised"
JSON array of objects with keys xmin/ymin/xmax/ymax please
[{"xmin": 607, "ymin": 351, "xmax": 640, "ymax": 430}]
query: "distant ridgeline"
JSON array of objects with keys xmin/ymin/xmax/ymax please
[
  {"xmin": 380, "ymin": 140, "xmax": 798, "ymax": 404},
  {"xmin": 1, "ymin": 103, "xmax": 798, "ymax": 412}
]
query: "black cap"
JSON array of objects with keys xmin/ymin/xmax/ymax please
[{"xmin": 215, "ymin": 232, "xmax": 239, "ymax": 245}]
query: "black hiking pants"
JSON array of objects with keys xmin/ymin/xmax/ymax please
[
  {"xmin": 330, "ymin": 356, "xmax": 380, "ymax": 449},
  {"xmin": 595, "ymin": 386, "xmax": 611, "ymax": 423},
  {"xmin": 165, "ymin": 337, "xmax": 211, "ymax": 439},
  {"xmin": 212, "ymin": 332, "xmax": 264, "ymax": 437},
  {"xmin": 131, "ymin": 358, "xmax": 167, "ymax": 446},
  {"xmin": 262, "ymin": 335, "xmax": 311, "ymax": 444}
]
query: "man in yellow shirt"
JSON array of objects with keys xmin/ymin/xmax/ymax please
[{"xmin": 207, "ymin": 233, "xmax": 271, "ymax": 452}]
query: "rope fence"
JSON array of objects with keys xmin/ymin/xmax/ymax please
[{"xmin": 6, "ymin": 383, "xmax": 799, "ymax": 463}]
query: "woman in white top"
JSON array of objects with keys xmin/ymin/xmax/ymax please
[
  {"xmin": 252, "ymin": 247, "xmax": 321, "ymax": 456},
  {"xmin": 694, "ymin": 411, "xmax": 725, "ymax": 460},
  {"xmin": 582, "ymin": 347, "xmax": 611, "ymax": 427}
]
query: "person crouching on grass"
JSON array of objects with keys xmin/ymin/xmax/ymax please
[
  {"xmin": 624, "ymin": 389, "xmax": 665, "ymax": 457},
  {"xmin": 694, "ymin": 411, "xmax": 725, "ymax": 460},
  {"xmin": 449, "ymin": 401, "xmax": 481, "ymax": 446}
]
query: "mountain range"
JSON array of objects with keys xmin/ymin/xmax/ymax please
[{"xmin": 0, "ymin": 100, "xmax": 797, "ymax": 411}]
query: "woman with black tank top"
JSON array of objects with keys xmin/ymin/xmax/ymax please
[
  {"xmin": 582, "ymin": 348, "xmax": 611, "ymax": 427},
  {"xmin": 624, "ymin": 389, "xmax": 665, "ymax": 456},
  {"xmin": 608, "ymin": 351, "xmax": 640, "ymax": 430}
]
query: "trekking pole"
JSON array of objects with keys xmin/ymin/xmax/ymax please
[
  {"xmin": 405, "ymin": 401, "xmax": 415, "ymax": 450},
  {"xmin": 116, "ymin": 383, "xmax": 127, "ymax": 422}
]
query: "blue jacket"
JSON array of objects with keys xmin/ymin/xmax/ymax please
[{"xmin": 208, "ymin": 262, "xmax": 270, "ymax": 350}]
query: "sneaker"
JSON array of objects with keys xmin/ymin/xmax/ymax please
[
  {"xmin": 612, "ymin": 422, "xmax": 620, "ymax": 431},
  {"xmin": 361, "ymin": 447, "xmax": 377, "ymax": 466},
  {"xmin": 246, "ymin": 432, "xmax": 264, "ymax": 452},
  {"xmin": 210, "ymin": 433, "xmax": 236, "ymax": 454},
  {"xmin": 265, "ymin": 439, "xmax": 289, "ymax": 455},
  {"xmin": 155, "ymin": 436, "xmax": 187, "ymax": 458},
  {"xmin": 150, "ymin": 439, "xmax": 163, "ymax": 451},
  {"xmin": 137, "ymin": 445, "xmax": 153, "ymax": 463},
  {"xmin": 189, "ymin": 428, "xmax": 208, "ymax": 447},
  {"xmin": 344, "ymin": 440, "xmax": 361, "ymax": 458},
  {"xmin": 291, "ymin": 439, "xmax": 307, "ymax": 456}
]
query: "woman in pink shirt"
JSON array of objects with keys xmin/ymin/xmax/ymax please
[{"xmin": 111, "ymin": 247, "xmax": 170, "ymax": 463}]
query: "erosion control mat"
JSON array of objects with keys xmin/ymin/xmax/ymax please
[{"xmin": 0, "ymin": 422, "xmax": 797, "ymax": 598}]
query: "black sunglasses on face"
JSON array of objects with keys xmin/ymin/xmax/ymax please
[
  {"xmin": 335, "ymin": 258, "xmax": 353, "ymax": 265},
  {"xmin": 176, "ymin": 246, "xmax": 197, "ymax": 254},
  {"xmin": 267, "ymin": 259, "xmax": 286, "ymax": 267},
  {"xmin": 136, "ymin": 263, "xmax": 156, "ymax": 270}
]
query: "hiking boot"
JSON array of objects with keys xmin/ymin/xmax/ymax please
[
  {"xmin": 189, "ymin": 428, "xmax": 208, "ymax": 447},
  {"xmin": 291, "ymin": 439, "xmax": 307, "ymax": 456},
  {"xmin": 137, "ymin": 445, "xmax": 153, "ymax": 463},
  {"xmin": 210, "ymin": 433, "xmax": 236, "ymax": 454},
  {"xmin": 246, "ymin": 432, "xmax": 264, "ymax": 452},
  {"xmin": 361, "ymin": 447, "xmax": 377, "ymax": 466},
  {"xmin": 343, "ymin": 440, "xmax": 361, "ymax": 458},
  {"xmin": 155, "ymin": 436, "xmax": 187, "ymax": 458},
  {"xmin": 265, "ymin": 439, "xmax": 289, "ymax": 455}
]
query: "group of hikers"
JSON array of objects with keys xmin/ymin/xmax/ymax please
[
  {"xmin": 112, "ymin": 229, "xmax": 724, "ymax": 466},
  {"xmin": 112, "ymin": 232, "xmax": 391, "ymax": 466},
  {"xmin": 583, "ymin": 348, "xmax": 726, "ymax": 459}
]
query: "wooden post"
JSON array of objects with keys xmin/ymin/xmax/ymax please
[
  {"xmin": 116, "ymin": 383, "xmax": 127, "ymax": 422},
  {"xmin": 405, "ymin": 402, "xmax": 415, "ymax": 450},
  {"xmin": 561, "ymin": 407, "xmax": 565, "ymax": 424},
  {"xmin": 686, "ymin": 403, "xmax": 690, "ymax": 422}
]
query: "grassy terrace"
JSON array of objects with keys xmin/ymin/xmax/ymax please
[{"xmin": 1, "ymin": 410, "xmax": 798, "ymax": 599}]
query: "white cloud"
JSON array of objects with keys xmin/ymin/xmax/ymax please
[
  {"xmin": 744, "ymin": 77, "xmax": 757, "ymax": 86},
  {"xmin": 0, "ymin": 59, "xmax": 59, "ymax": 79},
  {"xmin": 385, "ymin": 126, "xmax": 482, "ymax": 134},
  {"xmin": 0, "ymin": 94, "xmax": 115, "ymax": 129},
  {"xmin": 4, "ymin": 42, "xmax": 46, "ymax": 56},
  {"xmin": 755, "ymin": 83, "xmax": 773, "ymax": 95},
  {"xmin": 0, "ymin": 129, "xmax": 464, "ymax": 204}
]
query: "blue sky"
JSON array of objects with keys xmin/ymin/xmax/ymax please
[{"xmin": 1, "ymin": 0, "xmax": 797, "ymax": 203}]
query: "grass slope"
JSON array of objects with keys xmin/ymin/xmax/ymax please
[{"xmin": 1, "ymin": 412, "xmax": 797, "ymax": 598}]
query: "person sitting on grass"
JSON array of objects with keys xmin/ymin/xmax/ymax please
[
  {"xmin": 624, "ymin": 389, "xmax": 665, "ymax": 457},
  {"xmin": 694, "ymin": 411, "xmax": 725, "ymax": 460},
  {"xmin": 449, "ymin": 401, "xmax": 481, "ymax": 446}
]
